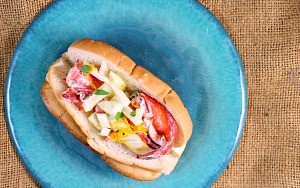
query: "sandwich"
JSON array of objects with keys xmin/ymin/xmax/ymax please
[{"xmin": 40, "ymin": 38, "xmax": 193, "ymax": 181}]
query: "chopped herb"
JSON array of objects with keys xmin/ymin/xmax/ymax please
[
  {"xmin": 81, "ymin": 65, "xmax": 91, "ymax": 75},
  {"xmin": 94, "ymin": 89, "xmax": 109, "ymax": 95},
  {"xmin": 115, "ymin": 112, "xmax": 123, "ymax": 120},
  {"xmin": 130, "ymin": 110, "xmax": 136, "ymax": 117},
  {"xmin": 130, "ymin": 91, "xmax": 139, "ymax": 98}
]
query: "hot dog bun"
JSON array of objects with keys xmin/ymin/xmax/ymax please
[{"xmin": 42, "ymin": 38, "xmax": 192, "ymax": 179}]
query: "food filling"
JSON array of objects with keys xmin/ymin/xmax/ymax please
[{"xmin": 62, "ymin": 59, "xmax": 177, "ymax": 159}]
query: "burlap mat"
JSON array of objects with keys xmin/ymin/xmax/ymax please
[{"xmin": 1, "ymin": 0, "xmax": 299, "ymax": 187}]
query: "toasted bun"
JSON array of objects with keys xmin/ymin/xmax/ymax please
[
  {"xmin": 43, "ymin": 38, "xmax": 192, "ymax": 177},
  {"xmin": 40, "ymin": 83, "xmax": 162, "ymax": 181}
]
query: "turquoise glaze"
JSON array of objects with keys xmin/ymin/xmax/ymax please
[{"xmin": 5, "ymin": 0, "xmax": 247, "ymax": 187}]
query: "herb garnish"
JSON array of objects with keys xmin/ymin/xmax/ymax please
[
  {"xmin": 130, "ymin": 110, "xmax": 136, "ymax": 117},
  {"xmin": 115, "ymin": 112, "xmax": 123, "ymax": 120},
  {"xmin": 94, "ymin": 89, "xmax": 109, "ymax": 95},
  {"xmin": 81, "ymin": 65, "xmax": 91, "ymax": 75}
]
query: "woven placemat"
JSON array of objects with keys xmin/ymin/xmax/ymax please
[{"xmin": 1, "ymin": 0, "xmax": 299, "ymax": 187}]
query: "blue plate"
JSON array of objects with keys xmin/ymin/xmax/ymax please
[{"xmin": 5, "ymin": 0, "xmax": 247, "ymax": 187}]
